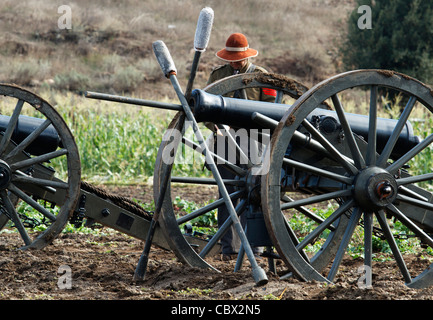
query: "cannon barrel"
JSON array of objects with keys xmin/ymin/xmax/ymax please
[
  {"xmin": 191, "ymin": 89, "xmax": 420, "ymax": 160},
  {"xmin": 0, "ymin": 115, "xmax": 60, "ymax": 156}
]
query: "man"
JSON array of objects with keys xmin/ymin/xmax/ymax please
[
  {"xmin": 207, "ymin": 33, "xmax": 276, "ymax": 102},
  {"xmin": 206, "ymin": 33, "xmax": 276, "ymax": 260}
]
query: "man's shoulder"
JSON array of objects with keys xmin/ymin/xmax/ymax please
[
  {"xmin": 208, "ymin": 64, "xmax": 232, "ymax": 84},
  {"xmin": 210, "ymin": 64, "xmax": 231, "ymax": 75},
  {"xmin": 252, "ymin": 65, "xmax": 270, "ymax": 73}
]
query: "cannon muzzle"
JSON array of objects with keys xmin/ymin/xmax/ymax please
[{"xmin": 191, "ymin": 89, "xmax": 420, "ymax": 160}]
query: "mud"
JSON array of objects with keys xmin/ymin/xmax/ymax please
[{"xmin": 0, "ymin": 184, "xmax": 433, "ymax": 301}]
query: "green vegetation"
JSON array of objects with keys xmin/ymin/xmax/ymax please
[
  {"xmin": 340, "ymin": 0, "xmax": 433, "ymax": 84},
  {"xmin": 67, "ymin": 104, "xmax": 166, "ymax": 183},
  {"xmin": 287, "ymin": 201, "xmax": 433, "ymax": 261},
  {"xmin": 175, "ymin": 287, "xmax": 213, "ymax": 296},
  {"xmin": 39, "ymin": 90, "xmax": 209, "ymax": 184},
  {"xmin": 409, "ymin": 118, "xmax": 433, "ymax": 186},
  {"xmin": 173, "ymin": 196, "xmax": 218, "ymax": 236}
]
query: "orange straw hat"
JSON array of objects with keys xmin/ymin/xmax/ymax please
[{"xmin": 216, "ymin": 33, "xmax": 258, "ymax": 62}]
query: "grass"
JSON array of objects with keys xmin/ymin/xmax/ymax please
[
  {"xmin": 0, "ymin": 85, "xmax": 204, "ymax": 184},
  {"xmin": 0, "ymin": 0, "xmax": 356, "ymax": 99},
  {"xmin": 48, "ymin": 91, "xmax": 167, "ymax": 183},
  {"xmin": 41, "ymin": 89, "xmax": 203, "ymax": 184}
]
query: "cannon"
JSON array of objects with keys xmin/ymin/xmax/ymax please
[
  {"xmin": 148, "ymin": 68, "xmax": 433, "ymax": 289},
  {"xmin": 191, "ymin": 88, "xmax": 420, "ymax": 160},
  {"xmin": 2, "ymin": 7, "xmax": 433, "ymax": 289}
]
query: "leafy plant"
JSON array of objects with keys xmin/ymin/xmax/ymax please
[
  {"xmin": 174, "ymin": 196, "xmax": 218, "ymax": 236},
  {"xmin": 175, "ymin": 287, "xmax": 212, "ymax": 296},
  {"xmin": 340, "ymin": 0, "xmax": 433, "ymax": 84}
]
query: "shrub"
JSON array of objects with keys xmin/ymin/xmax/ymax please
[
  {"xmin": 54, "ymin": 69, "xmax": 90, "ymax": 92},
  {"xmin": 340, "ymin": 0, "xmax": 433, "ymax": 84},
  {"xmin": 111, "ymin": 65, "xmax": 145, "ymax": 92}
]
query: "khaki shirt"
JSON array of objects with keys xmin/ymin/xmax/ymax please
[{"xmin": 206, "ymin": 61, "xmax": 276, "ymax": 102}]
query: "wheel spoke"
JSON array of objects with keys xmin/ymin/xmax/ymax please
[
  {"xmin": 0, "ymin": 99, "xmax": 24, "ymax": 156},
  {"xmin": 282, "ymin": 194, "xmax": 336, "ymax": 230},
  {"xmin": 387, "ymin": 133, "xmax": 433, "ymax": 174},
  {"xmin": 375, "ymin": 210, "xmax": 412, "ymax": 283},
  {"xmin": 283, "ymin": 157, "xmax": 353, "ymax": 185},
  {"xmin": 377, "ymin": 96, "xmax": 417, "ymax": 167},
  {"xmin": 366, "ymin": 86, "xmax": 378, "ymax": 166},
  {"xmin": 217, "ymin": 124, "xmax": 252, "ymax": 168},
  {"xmin": 327, "ymin": 207, "xmax": 363, "ymax": 282},
  {"xmin": 0, "ymin": 189, "xmax": 31, "ymax": 245},
  {"xmin": 236, "ymin": 88, "xmax": 248, "ymax": 99},
  {"xmin": 387, "ymin": 203, "xmax": 433, "ymax": 248},
  {"xmin": 182, "ymin": 136, "xmax": 247, "ymax": 177},
  {"xmin": 11, "ymin": 175, "xmax": 69, "ymax": 190},
  {"xmin": 8, "ymin": 184, "xmax": 57, "ymax": 221},
  {"xmin": 274, "ymin": 90, "xmax": 284, "ymax": 103},
  {"xmin": 399, "ymin": 185, "xmax": 428, "ymax": 202},
  {"xmin": 331, "ymin": 94, "xmax": 365, "ymax": 169},
  {"xmin": 284, "ymin": 216, "xmax": 311, "ymax": 262},
  {"xmin": 199, "ymin": 199, "xmax": 247, "ymax": 259},
  {"xmin": 302, "ymin": 119, "xmax": 358, "ymax": 175},
  {"xmin": 296, "ymin": 199, "xmax": 354, "ymax": 251},
  {"xmin": 397, "ymin": 173, "xmax": 433, "ymax": 186},
  {"xmin": 280, "ymin": 189, "xmax": 352, "ymax": 210},
  {"xmin": 171, "ymin": 176, "xmax": 245, "ymax": 186},
  {"xmin": 396, "ymin": 193, "xmax": 433, "ymax": 212},
  {"xmin": 176, "ymin": 189, "xmax": 244, "ymax": 225},
  {"xmin": 10, "ymin": 148, "xmax": 68, "ymax": 171},
  {"xmin": 4, "ymin": 119, "xmax": 52, "ymax": 162}
]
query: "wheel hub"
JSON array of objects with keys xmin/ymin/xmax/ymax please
[
  {"xmin": 354, "ymin": 167, "xmax": 397, "ymax": 211},
  {"xmin": 0, "ymin": 160, "xmax": 11, "ymax": 190}
]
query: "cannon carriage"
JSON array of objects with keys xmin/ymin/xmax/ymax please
[{"xmin": 1, "ymin": 8, "xmax": 433, "ymax": 289}]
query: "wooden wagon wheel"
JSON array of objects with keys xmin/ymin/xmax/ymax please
[
  {"xmin": 153, "ymin": 72, "xmax": 349, "ymax": 275},
  {"xmin": 0, "ymin": 84, "xmax": 81, "ymax": 249},
  {"xmin": 262, "ymin": 69, "xmax": 433, "ymax": 288}
]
